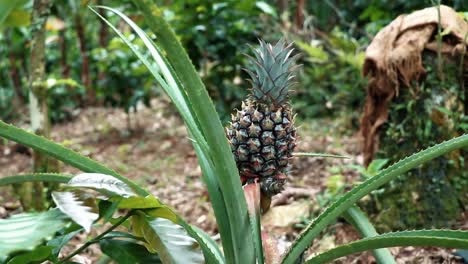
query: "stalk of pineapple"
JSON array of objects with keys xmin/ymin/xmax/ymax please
[{"xmin": 227, "ymin": 39, "xmax": 299, "ymax": 197}]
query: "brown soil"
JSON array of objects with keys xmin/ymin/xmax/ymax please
[{"xmin": 0, "ymin": 98, "xmax": 465, "ymax": 263}]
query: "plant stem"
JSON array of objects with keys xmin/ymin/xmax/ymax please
[{"xmin": 58, "ymin": 211, "xmax": 133, "ymax": 263}]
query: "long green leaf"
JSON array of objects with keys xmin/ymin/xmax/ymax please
[
  {"xmin": 343, "ymin": 206, "xmax": 396, "ymax": 264},
  {"xmin": 282, "ymin": 134, "xmax": 468, "ymax": 263},
  {"xmin": 0, "ymin": 121, "xmax": 148, "ymax": 196},
  {"xmin": 192, "ymin": 141, "xmax": 232, "ymax": 261},
  {"xmin": 89, "ymin": 6, "xmax": 208, "ymax": 156},
  {"xmin": 306, "ymin": 230, "xmax": 468, "ymax": 263},
  {"xmin": 130, "ymin": 1, "xmax": 255, "ymax": 262},
  {"xmin": 0, "ymin": 209, "xmax": 68, "ymax": 256},
  {"xmin": 133, "ymin": 212, "xmax": 204, "ymax": 264},
  {"xmin": 0, "ymin": 173, "xmax": 71, "ymax": 186}
]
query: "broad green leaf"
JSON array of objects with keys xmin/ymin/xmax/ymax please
[
  {"xmin": 100, "ymin": 239, "xmax": 162, "ymax": 264},
  {"xmin": 0, "ymin": 121, "xmax": 148, "ymax": 196},
  {"xmin": 98, "ymin": 200, "xmax": 120, "ymax": 223},
  {"xmin": 52, "ymin": 191, "xmax": 98, "ymax": 232},
  {"xmin": 117, "ymin": 195, "xmax": 162, "ymax": 209},
  {"xmin": 129, "ymin": 2, "xmax": 255, "ymax": 262},
  {"xmin": 0, "ymin": 173, "xmax": 71, "ymax": 186},
  {"xmin": 0, "ymin": 209, "xmax": 68, "ymax": 256},
  {"xmin": 295, "ymin": 41, "xmax": 329, "ymax": 63},
  {"xmin": 306, "ymin": 230, "xmax": 468, "ymax": 263},
  {"xmin": 47, "ymin": 228, "xmax": 83, "ymax": 258},
  {"xmin": 282, "ymin": 134, "xmax": 468, "ymax": 263},
  {"xmin": 133, "ymin": 212, "xmax": 204, "ymax": 264},
  {"xmin": 0, "ymin": 0, "xmax": 23, "ymax": 25},
  {"xmin": 7, "ymin": 246, "xmax": 53, "ymax": 264},
  {"xmin": 343, "ymin": 206, "xmax": 395, "ymax": 264},
  {"xmin": 67, "ymin": 173, "xmax": 137, "ymax": 198},
  {"xmin": 3, "ymin": 9, "xmax": 30, "ymax": 27},
  {"xmin": 144, "ymin": 207, "xmax": 178, "ymax": 223},
  {"xmin": 255, "ymin": 2, "xmax": 277, "ymax": 17}
]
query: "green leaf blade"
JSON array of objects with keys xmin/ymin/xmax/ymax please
[
  {"xmin": 133, "ymin": 212, "xmax": 204, "ymax": 264},
  {"xmin": 0, "ymin": 173, "xmax": 71, "ymax": 186},
  {"xmin": 306, "ymin": 230, "xmax": 468, "ymax": 264},
  {"xmin": 343, "ymin": 206, "xmax": 396, "ymax": 264}
]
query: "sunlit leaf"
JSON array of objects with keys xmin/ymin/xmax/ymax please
[
  {"xmin": 67, "ymin": 173, "xmax": 137, "ymax": 198},
  {"xmin": 0, "ymin": 209, "xmax": 68, "ymax": 256},
  {"xmin": 52, "ymin": 191, "xmax": 99, "ymax": 232}
]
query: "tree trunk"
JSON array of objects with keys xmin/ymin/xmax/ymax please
[
  {"xmin": 75, "ymin": 14, "xmax": 94, "ymax": 105},
  {"xmin": 6, "ymin": 29, "xmax": 25, "ymax": 106},
  {"xmin": 22, "ymin": 0, "xmax": 54, "ymax": 211},
  {"xmin": 295, "ymin": 0, "xmax": 305, "ymax": 30},
  {"xmin": 97, "ymin": 0, "xmax": 108, "ymax": 105},
  {"xmin": 276, "ymin": 0, "xmax": 288, "ymax": 14}
]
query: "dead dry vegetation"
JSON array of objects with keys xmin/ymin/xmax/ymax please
[{"xmin": 0, "ymin": 98, "xmax": 465, "ymax": 263}]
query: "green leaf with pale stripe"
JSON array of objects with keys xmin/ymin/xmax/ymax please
[
  {"xmin": 67, "ymin": 173, "xmax": 137, "ymax": 198},
  {"xmin": 282, "ymin": 134, "xmax": 468, "ymax": 263},
  {"xmin": 306, "ymin": 230, "xmax": 468, "ymax": 263},
  {"xmin": 133, "ymin": 211, "xmax": 204, "ymax": 264},
  {"xmin": 0, "ymin": 209, "xmax": 68, "ymax": 256}
]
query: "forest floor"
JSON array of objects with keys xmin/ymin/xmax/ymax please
[{"xmin": 0, "ymin": 98, "xmax": 465, "ymax": 263}]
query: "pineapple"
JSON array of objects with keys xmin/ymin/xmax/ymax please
[{"xmin": 227, "ymin": 39, "xmax": 298, "ymax": 196}]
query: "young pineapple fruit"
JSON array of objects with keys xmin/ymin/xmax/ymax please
[{"xmin": 227, "ymin": 39, "xmax": 298, "ymax": 196}]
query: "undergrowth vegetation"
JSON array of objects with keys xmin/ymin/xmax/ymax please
[{"xmin": 0, "ymin": 1, "xmax": 467, "ymax": 263}]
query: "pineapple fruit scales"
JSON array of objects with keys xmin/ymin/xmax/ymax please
[{"xmin": 227, "ymin": 39, "xmax": 299, "ymax": 196}]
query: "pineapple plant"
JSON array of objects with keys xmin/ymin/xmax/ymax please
[{"xmin": 227, "ymin": 39, "xmax": 299, "ymax": 197}]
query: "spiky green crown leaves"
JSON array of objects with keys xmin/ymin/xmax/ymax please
[{"xmin": 245, "ymin": 39, "xmax": 299, "ymax": 106}]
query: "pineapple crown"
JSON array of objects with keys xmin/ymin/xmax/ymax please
[{"xmin": 244, "ymin": 39, "xmax": 299, "ymax": 106}]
